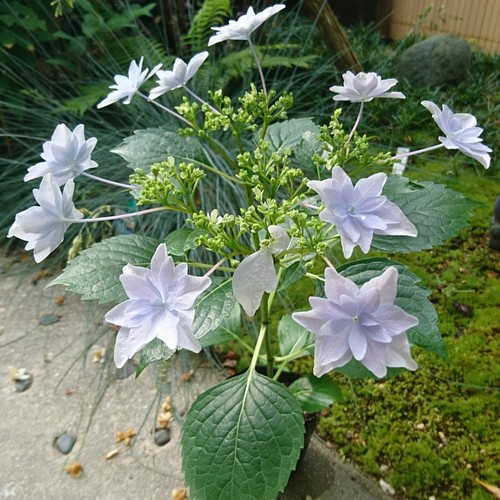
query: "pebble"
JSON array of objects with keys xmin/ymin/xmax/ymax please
[
  {"xmin": 153, "ymin": 427, "xmax": 171, "ymax": 446},
  {"xmin": 15, "ymin": 376, "xmax": 33, "ymax": 392},
  {"xmin": 55, "ymin": 433, "xmax": 77, "ymax": 454},
  {"xmin": 379, "ymin": 479, "xmax": 395, "ymax": 496},
  {"xmin": 39, "ymin": 314, "xmax": 61, "ymax": 326}
]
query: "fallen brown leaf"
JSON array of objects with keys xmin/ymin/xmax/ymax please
[
  {"xmin": 115, "ymin": 428, "xmax": 136, "ymax": 445},
  {"xmin": 476, "ymin": 479, "xmax": 500, "ymax": 498},
  {"xmin": 64, "ymin": 462, "xmax": 83, "ymax": 478},
  {"xmin": 172, "ymin": 487, "xmax": 188, "ymax": 500}
]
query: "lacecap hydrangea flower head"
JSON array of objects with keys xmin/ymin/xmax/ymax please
[{"xmin": 293, "ymin": 266, "xmax": 419, "ymax": 378}]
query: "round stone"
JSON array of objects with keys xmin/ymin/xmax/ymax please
[
  {"xmin": 153, "ymin": 427, "xmax": 171, "ymax": 446},
  {"xmin": 55, "ymin": 433, "xmax": 77, "ymax": 454}
]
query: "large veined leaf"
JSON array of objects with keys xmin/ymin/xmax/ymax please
[
  {"xmin": 111, "ymin": 127, "xmax": 204, "ymax": 171},
  {"xmin": 50, "ymin": 235, "xmax": 159, "ymax": 304},
  {"xmin": 193, "ymin": 279, "xmax": 236, "ymax": 341},
  {"xmin": 182, "ymin": 371, "xmax": 304, "ymax": 500},
  {"xmin": 373, "ymin": 176, "xmax": 479, "ymax": 252},
  {"xmin": 334, "ymin": 258, "xmax": 447, "ymax": 378},
  {"xmin": 263, "ymin": 117, "xmax": 320, "ymax": 154}
]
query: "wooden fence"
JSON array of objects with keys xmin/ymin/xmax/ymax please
[{"xmin": 384, "ymin": 0, "xmax": 500, "ymax": 52}]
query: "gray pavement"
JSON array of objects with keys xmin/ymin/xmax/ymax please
[{"xmin": 0, "ymin": 255, "xmax": 391, "ymax": 499}]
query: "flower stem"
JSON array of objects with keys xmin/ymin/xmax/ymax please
[
  {"xmin": 248, "ymin": 39, "xmax": 267, "ymax": 99},
  {"xmin": 81, "ymin": 172, "xmax": 134, "ymax": 190},
  {"xmin": 138, "ymin": 92, "xmax": 193, "ymax": 127},
  {"xmin": 346, "ymin": 101, "xmax": 364, "ymax": 144},
  {"xmin": 391, "ymin": 143, "xmax": 444, "ymax": 160},
  {"xmin": 64, "ymin": 206, "xmax": 168, "ymax": 223}
]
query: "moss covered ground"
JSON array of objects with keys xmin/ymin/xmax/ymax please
[{"xmin": 317, "ymin": 162, "xmax": 499, "ymax": 499}]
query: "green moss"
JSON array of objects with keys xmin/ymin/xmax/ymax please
[{"xmin": 317, "ymin": 148, "xmax": 499, "ymax": 498}]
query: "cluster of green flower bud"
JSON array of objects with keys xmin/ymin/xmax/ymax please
[
  {"xmin": 315, "ymin": 109, "xmax": 392, "ymax": 170},
  {"xmin": 129, "ymin": 157, "xmax": 205, "ymax": 214}
]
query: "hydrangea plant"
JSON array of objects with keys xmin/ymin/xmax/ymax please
[{"xmin": 8, "ymin": 4, "xmax": 491, "ymax": 499}]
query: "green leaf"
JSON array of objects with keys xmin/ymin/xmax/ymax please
[
  {"xmin": 50, "ymin": 235, "xmax": 158, "ymax": 304},
  {"xmin": 164, "ymin": 228, "xmax": 207, "ymax": 256},
  {"xmin": 263, "ymin": 117, "xmax": 320, "ymax": 154},
  {"xmin": 193, "ymin": 279, "xmax": 236, "ymax": 341},
  {"xmin": 278, "ymin": 261, "xmax": 307, "ymax": 292},
  {"xmin": 278, "ymin": 314, "xmax": 314, "ymax": 360},
  {"xmin": 136, "ymin": 338, "xmax": 175, "ymax": 377},
  {"xmin": 111, "ymin": 127, "xmax": 204, "ymax": 171},
  {"xmin": 200, "ymin": 302, "xmax": 241, "ymax": 347},
  {"xmin": 288, "ymin": 375, "xmax": 342, "ymax": 413},
  {"xmin": 182, "ymin": 371, "xmax": 304, "ymax": 500},
  {"xmin": 338, "ymin": 258, "xmax": 447, "ymax": 365},
  {"xmin": 373, "ymin": 177, "xmax": 479, "ymax": 252}
]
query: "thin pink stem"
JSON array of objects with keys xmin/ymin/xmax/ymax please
[
  {"xmin": 248, "ymin": 39, "xmax": 267, "ymax": 99},
  {"xmin": 392, "ymin": 143, "xmax": 445, "ymax": 160},
  {"xmin": 63, "ymin": 206, "xmax": 167, "ymax": 224},
  {"xmin": 204, "ymin": 258, "xmax": 227, "ymax": 278},
  {"xmin": 82, "ymin": 171, "xmax": 134, "ymax": 190},
  {"xmin": 346, "ymin": 101, "xmax": 364, "ymax": 144}
]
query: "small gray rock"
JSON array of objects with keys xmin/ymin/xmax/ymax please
[
  {"xmin": 397, "ymin": 34, "xmax": 471, "ymax": 87},
  {"xmin": 55, "ymin": 433, "xmax": 76, "ymax": 454},
  {"xmin": 153, "ymin": 427, "xmax": 170, "ymax": 446},
  {"xmin": 15, "ymin": 376, "xmax": 33, "ymax": 392}
]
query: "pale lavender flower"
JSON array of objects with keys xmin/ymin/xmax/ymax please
[
  {"xmin": 8, "ymin": 173, "xmax": 83, "ymax": 263},
  {"xmin": 149, "ymin": 52, "xmax": 209, "ymax": 100},
  {"xmin": 208, "ymin": 4, "xmax": 286, "ymax": 46},
  {"xmin": 421, "ymin": 100, "xmax": 492, "ymax": 169},
  {"xmin": 293, "ymin": 266, "xmax": 419, "ymax": 378},
  {"xmin": 308, "ymin": 166, "xmax": 417, "ymax": 258},
  {"xmin": 105, "ymin": 243, "xmax": 211, "ymax": 368},
  {"xmin": 330, "ymin": 71, "xmax": 405, "ymax": 103},
  {"xmin": 97, "ymin": 57, "xmax": 162, "ymax": 109},
  {"xmin": 24, "ymin": 124, "xmax": 97, "ymax": 186}
]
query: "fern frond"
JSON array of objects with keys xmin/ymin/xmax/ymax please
[{"xmin": 183, "ymin": 0, "xmax": 231, "ymax": 52}]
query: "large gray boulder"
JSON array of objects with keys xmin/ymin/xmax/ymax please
[{"xmin": 397, "ymin": 34, "xmax": 471, "ymax": 87}]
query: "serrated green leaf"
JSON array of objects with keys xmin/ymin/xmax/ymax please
[
  {"xmin": 200, "ymin": 302, "xmax": 241, "ymax": 347},
  {"xmin": 182, "ymin": 371, "xmax": 304, "ymax": 500},
  {"xmin": 288, "ymin": 375, "xmax": 342, "ymax": 413},
  {"xmin": 278, "ymin": 261, "xmax": 307, "ymax": 292},
  {"xmin": 373, "ymin": 177, "xmax": 479, "ymax": 252},
  {"xmin": 164, "ymin": 228, "xmax": 206, "ymax": 256},
  {"xmin": 136, "ymin": 338, "xmax": 175, "ymax": 377},
  {"xmin": 193, "ymin": 279, "xmax": 236, "ymax": 341},
  {"xmin": 338, "ymin": 257, "xmax": 447, "ymax": 362},
  {"xmin": 278, "ymin": 314, "xmax": 314, "ymax": 360},
  {"xmin": 50, "ymin": 235, "xmax": 159, "ymax": 304},
  {"xmin": 111, "ymin": 127, "xmax": 204, "ymax": 171},
  {"xmin": 263, "ymin": 117, "xmax": 320, "ymax": 154}
]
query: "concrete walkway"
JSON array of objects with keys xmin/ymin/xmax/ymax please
[{"xmin": 0, "ymin": 255, "xmax": 391, "ymax": 499}]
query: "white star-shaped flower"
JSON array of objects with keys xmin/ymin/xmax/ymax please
[
  {"xmin": 105, "ymin": 243, "xmax": 211, "ymax": 368},
  {"xmin": 149, "ymin": 52, "xmax": 209, "ymax": 101},
  {"xmin": 24, "ymin": 124, "xmax": 97, "ymax": 186},
  {"xmin": 308, "ymin": 166, "xmax": 417, "ymax": 258},
  {"xmin": 8, "ymin": 173, "xmax": 83, "ymax": 262},
  {"xmin": 97, "ymin": 57, "xmax": 161, "ymax": 108},
  {"xmin": 330, "ymin": 71, "xmax": 405, "ymax": 103},
  {"xmin": 293, "ymin": 266, "xmax": 419, "ymax": 378},
  {"xmin": 208, "ymin": 4, "xmax": 286, "ymax": 46},
  {"xmin": 421, "ymin": 100, "xmax": 492, "ymax": 169}
]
